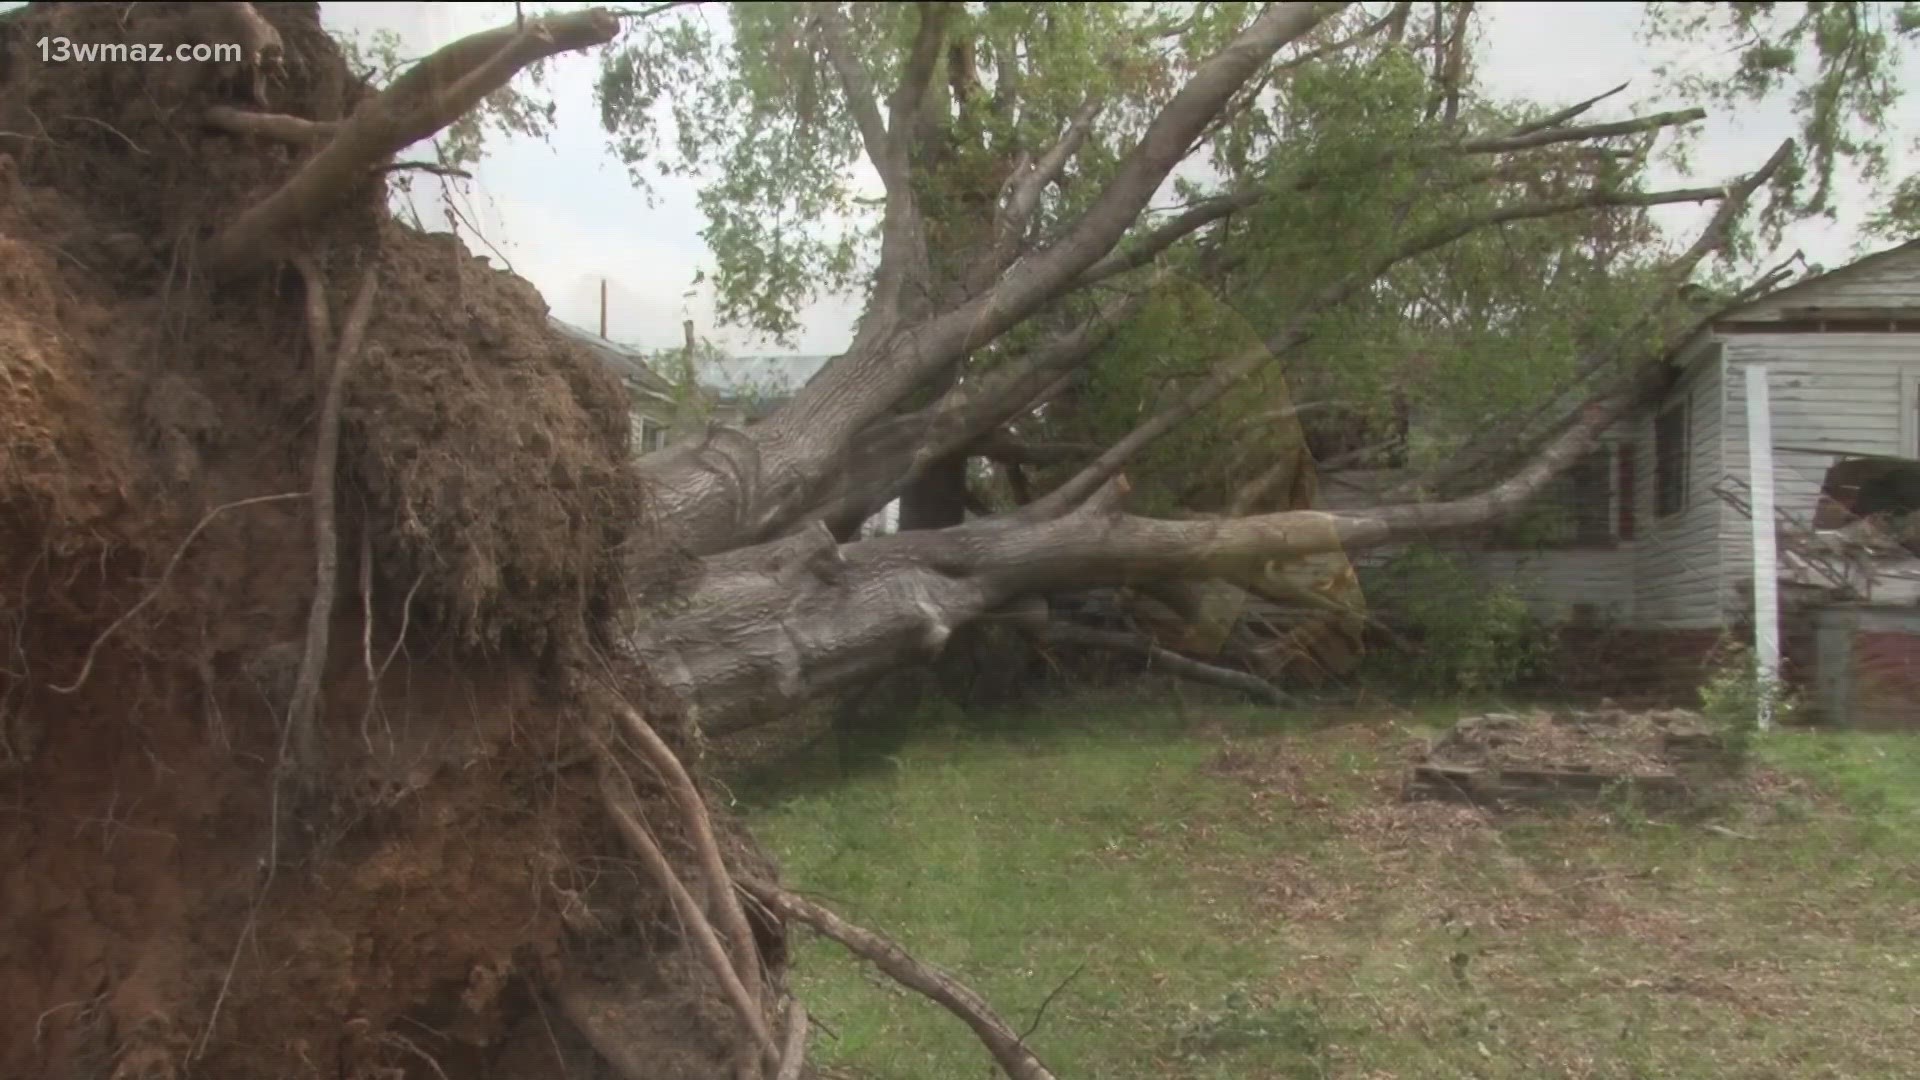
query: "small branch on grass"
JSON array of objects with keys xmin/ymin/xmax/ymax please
[
  {"xmin": 740, "ymin": 880, "xmax": 1060, "ymax": 1080},
  {"xmin": 49, "ymin": 492, "xmax": 308, "ymax": 695},
  {"xmin": 284, "ymin": 262, "xmax": 379, "ymax": 767},
  {"xmin": 1016, "ymin": 961, "xmax": 1086, "ymax": 1046}
]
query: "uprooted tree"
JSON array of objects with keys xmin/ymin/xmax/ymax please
[{"xmin": 0, "ymin": 2, "xmax": 1909, "ymax": 1078}]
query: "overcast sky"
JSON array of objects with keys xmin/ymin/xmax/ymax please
[{"xmin": 309, "ymin": 4, "xmax": 1915, "ymax": 357}]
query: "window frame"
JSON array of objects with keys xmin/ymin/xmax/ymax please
[
  {"xmin": 1485, "ymin": 443, "xmax": 1617, "ymax": 551},
  {"xmin": 1654, "ymin": 396, "xmax": 1690, "ymax": 519}
]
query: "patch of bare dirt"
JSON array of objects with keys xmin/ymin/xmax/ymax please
[{"xmin": 1424, "ymin": 707, "xmax": 1713, "ymax": 777}]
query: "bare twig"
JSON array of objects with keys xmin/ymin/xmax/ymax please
[
  {"xmin": 741, "ymin": 881, "xmax": 1059, "ymax": 1080},
  {"xmin": 50, "ymin": 492, "xmax": 307, "ymax": 694},
  {"xmin": 358, "ymin": 569, "xmax": 424, "ymax": 753},
  {"xmin": 375, "ymin": 160, "xmax": 474, "ymax": 180},
  {"xmin": 59, "ymin": 113, "xmax": 148, "ymax": 154},
  {"xmin": 1462, "ymin": 107, "xmax": 1709, "ymax": 155},
  {"xmin": 1016, "ymin": 960, "xmax": 1086, "ymax": 1046}
]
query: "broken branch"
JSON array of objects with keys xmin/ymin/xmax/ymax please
[{"xmin": 1462, "ymin": 107, "xmax": 1708, "ymax": 155}]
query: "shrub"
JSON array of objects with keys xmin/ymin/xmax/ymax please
[
  {"xmin": 1697, "ymin": 639, "xmax": 1798, "ymax": 750},
  {"xmin": 1370, "ymin": 546, "xmax": 1557, "ymax": 692}
]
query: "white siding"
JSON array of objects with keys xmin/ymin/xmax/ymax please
[
  {"xmin": 1323, "ymin": 444, "xmax": 1640, "ymax": 624},
  {"xmin": 1730, "ymin": 243, "xmax": 1920, "ymax": 322},
  {"xmin": 1631, "ymin": 351, "xmax": 1728, "ymax": 629},
  {"xmin": 1735, "ymin": 245, "xmax": 1920, "ymax": 320},
  {"xmin": 1720, "ymin": 334, "xmax": 1920, "ymax": 615},
  {"xmin": 1456, "ymin": 546, "xmax": 1636, "ymax": 622}
]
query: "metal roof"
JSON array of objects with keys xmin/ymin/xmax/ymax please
[{"xmin": 548, "ymin": 317, "xmax": 674, "ymax": 396}]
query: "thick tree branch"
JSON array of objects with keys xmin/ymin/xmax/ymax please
[
  {"xmin": 1187, "ymin": 5, "xmax": 1409, "ymax": 159},
  {"xmin": 760, "ymin": 3, "xmax": 1345, "ymax": 463},
  {"xmin": 1032, "ymin": 180, "xmax": 1731, "ymax": 516},
  {"xmin": 206, "ymin": 8, "xmax": 618, "ymax": 267},
  {"xmin": 987, "ymin": 98, "xmax": 1105, "ymax": 279},
  {"xmin": 799, "ymin": 296, "xmax": 1140, "ymax": 532},
  {"xmin": 888, "ymin": 3, "xmax": 958, "ymax": 152},
  {"xmin": 811, "ymin": 5, "xmax": 895, "ymax": 189},
  {"xmin": 815, "ymin": 3, "xmax": 954, "ymax": 338},
  {"xmin": 644, "ymin": 4, "xmax": 1341, "ymax": 554}
]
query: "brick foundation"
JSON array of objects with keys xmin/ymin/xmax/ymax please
[
  {"xmin": 1849, "ymin": 630, "xmax": 1920, "ymax": 729},
  {"xmin": 1543, "ymin": 625, "xmax": 1725, "ymax": 692}
]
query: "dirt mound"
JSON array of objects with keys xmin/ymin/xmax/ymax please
[
  {"xmin": 1407, "ymin": 706, "xmax": 1741, "ymax": 809},
  {"xmin": 0, "ymin": 5, "xmax": 768, "ymax": 1078}
]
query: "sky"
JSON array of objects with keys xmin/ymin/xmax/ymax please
[{"xmin": 97, "ymin": 4, "xmax": 1920, "ymax": 360}]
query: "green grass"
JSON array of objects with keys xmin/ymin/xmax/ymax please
[{"xmin": 735, "ymin": 690, "xmax": 1920, "ymax": 1079}]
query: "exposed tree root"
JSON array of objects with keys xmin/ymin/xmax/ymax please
[
  {"xmin": 204, "ymin": 105, "xmax": 336, "ymax": 143},
  {"xmin": 774, "ymin": 997, "xmax": 809, "ymax": 1080},
  {"xmin": 1040, "ymin": 623, "xmax": 1290, "ymax": 705},
  {"xmin": 47, "ymin": 491, "xmax": 307, "ymax": 695},
  {"xmin": 592, "ymin": 741, "xmax": 778, "ymax": 1077},
  {"xmin": 606, "ymin": 700, "xmax": 767, "ymax": 1010},
  {"xmin": 204, "ymin": 8, "xmax": 620, "ymax": 267},
  {"xmin": 285, "ymin": 260, "xmax": 378, "ymax": 767},
  {"xmin": 740, "ymin": 881, "xmax": 1060, "ymax": 1080}
]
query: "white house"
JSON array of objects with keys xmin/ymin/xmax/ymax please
[{"xmin": 1328, "ymin": 239, "xmax": 1920, "ymax": 704}]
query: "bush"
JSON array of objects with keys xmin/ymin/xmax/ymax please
[
  {"xmin": 1697, "ymin": 639, "xmax": 1798, "ymax": 749},
  {"xmin": 1369, "ymin": 546, "xmax": 1557, "ymax": 692}
]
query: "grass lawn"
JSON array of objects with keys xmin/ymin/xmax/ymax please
[{"xmin": 728, "ymin": 690, "xmax": 1920, "ymax": 1079}]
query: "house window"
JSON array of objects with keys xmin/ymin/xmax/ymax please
[
  {"xmin": 1490, "ymin": 445, "xmax": 1614, "ymax": 549},
  {"xmin": 1565, "ymin": 447, "xmax": 1615, "ymax": 546},
  {"xmin": 634, "ymin": 415, "xmax": 669, "ymax": 454},
  {"xmin": 1655, "ymin": 398, "xmax": 1689, "ymax": 518},
  {"xmin": 1616, "ymin": 440, "xmax": 1637, "ymax": 541}
]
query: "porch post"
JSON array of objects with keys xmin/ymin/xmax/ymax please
[{"xmin": 1745, "ymin": 363, "xmax": 1781, "ymax": 730}]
